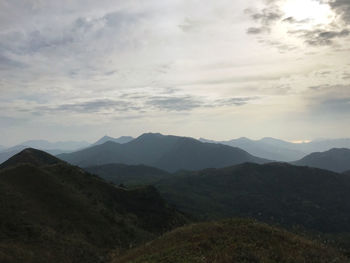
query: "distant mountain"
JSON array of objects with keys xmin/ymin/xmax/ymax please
[
  {"xmin": 20, "ymin": 139, "xmax": 90, "ymax": 151},
  {"xmin": 116, "ymin": 219, "xmax": 347, "ymax": 263},
  {"xmin": 200, "ymin": 137, "xmax": 305, "ymax": 162},
  {"xmin": 85, "ymin": 163, "xmax": 170, "ymax": 186},
  {"xmin": 92, "ymin": 135, "xmax": 134, "ymax": 146},
  {"xmin": 293, "ymin": 148, "xmax": 350, "ymax": 173},
  {"xmin": 0, "ymin": 149, "xmax": 187, "ymax": 263},
  {"xmin": 155, "ymin": 162, "xmax": 350, "ymax": 233},
  {"xmin": 58, "ymin": 133, "xmax": 269, "ymax": 172},
  {"xmin": 344, "ymin": 170, "xmax": 350, "ymax": 176}
]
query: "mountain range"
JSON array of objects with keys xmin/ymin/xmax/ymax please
[
  {"xmin": 154, "ymin": 162, "xmax": 350, "ymax": 234},
  {"xmin": 293, "ymin": 148, "xmax": 350, "ymax": 173},
  {"xmin": 58, "ymin": 133, "xmax": 269, "ymax": 172},
  {"xmin": 200, "ymin": 137, "xmax": 350, "ymax": 162},
  {"xmin": 0, "ymin": 148, "xmax": 187, "ymax": 263},
  {"xmin": 92, "ymin": 135, "xmax": 134, "ymax": 146}
]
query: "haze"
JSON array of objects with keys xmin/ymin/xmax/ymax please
[{"xmin": 1, "ymin": 0, "xmax": 349, "ymax": 146}]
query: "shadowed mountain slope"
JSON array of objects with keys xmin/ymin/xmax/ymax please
[
  {"xmin": 293, "ymin": 148, "xmax": 350, "ymax": 173},
  {"xmin": 115, "ymin": 219, "xmax": 347, "ymax": 263},
  {"xmin": 58, "ymin": 133, "xmax": 269, "ymax": 172},
  {"xmin": 85, "ymin": 163, "xmax": 170, "ymax": 186},
  {"xmin": 155, "ymin": 162, "xmax": 350, "ymax": 233},
  {"xmin": 0, "ymin": 149, "xmax": 187, "ymax": 263}
]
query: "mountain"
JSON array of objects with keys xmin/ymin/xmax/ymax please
[
  {"xmin": 0, "ymin": 140, "xmax": 90, "ymax": 165},
  {"xmin": 20, "ymin": 139, "xmax": 90, "ymax": 151},
  {"xmin": 85, "ymin": 163, "xmax": 170, "ymax": 186},
  {"xmin": 0, "ymin": 149, "xmax": 187, "ymax": 263},
  {"xmin": 58, "ymin": 133, "xmax": 269, "ymax": 172},
  {"xmin": 200, "ymin": 137, "xmax": 306, "ymax": 162},
  {"xmin": 344, "ymin": 170, "xmax": 350, "ymax": 176},
  {"xmin": 92, "ymin": 135, "xmax": 134, "ymax": 146},
  {"xmin": 293, "ymin": 148, "xmax": 350, "ymax": 173},
  {"xmin": 116, "ymin": 219, "xmax": 347, "ymax": 263},
  {"xmin": 155, "ymin": 162, "xmax": 350, "ymax": 234}
]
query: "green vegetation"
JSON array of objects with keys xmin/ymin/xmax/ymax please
[
  {"xmin": 115, "ymin": 219, "xmax": 347, "ymax": 263},
  {"xmin": 0, "ymin": 149, "xmax": 187, "ymax": 263},
  {"xmin": 155, "ymin": 162, "xmax": 350, "ymax": 234},
  {"xmin": 85, "ymin": 163, "xmax": 171, "ymax": 186}
]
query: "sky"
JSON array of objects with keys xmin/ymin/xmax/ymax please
[{"xmin": 0, "ymin": 0, "xmax": 350, "ymax": 146}]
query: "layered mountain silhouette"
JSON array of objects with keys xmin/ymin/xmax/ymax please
[
  {"xmin": 293, "ymin": 148, "xmax": 350, "ymax": 173},
  {"xmin": 116, "ymin": 219, "xmax": 347, "ymax": 263},
  {"xmin": 200, "ymin": 137, "xmax": 306, "ymax": 161},
  {"xmin": 154, "ymin": 162, "xmax": 350, "ymax": 233},
  {"xmin": 0, "ymin": 148, "xmax": 187, "ymax": 263},
  {"xmin": 85, "ymin": 163, "xmax": 170, "ymax": 186},
  {"xmin": 58, "ymin": 133, "xmax": 269, "ymax": 172},
  {"xmin": 92, "ymin": 135, "xmax": 134, "ymax": 146},
  {"xmin": 200, "ymin": 137, "xmax": 350, "ymax": 162}
]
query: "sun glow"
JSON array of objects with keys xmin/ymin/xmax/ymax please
[{"xmin": 281, "ymin": 0, "xmax": 334, "ymax": 26}]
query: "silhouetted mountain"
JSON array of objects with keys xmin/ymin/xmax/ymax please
[
  {"xmin": 293, "ymin": 148, "xmax": 350, "ymax": 173},
  {"xmin": 116, "ymin": 219, "xmax": 347, "ymax": 263},
  {"xmin": 155, "ymin": 163, "xmax": 350, "ymax": 234},
  {"xmin": 85, "ymin": 163, "xmax": 170, "ymax": 186},
  {"xmin": 0, "ymin": 148, "xmax": 63, "ymax": 169},
  {"xmin": 92, "ymin": 135, "xmax": 134, "ymax": 146},
  {"xmin": 344, "ymin": 170, "xmax": 350, "ymax": 176},
  {"xmin": 58, "ymin": 133, "xmax": 269, "ymax": 172},
  {"xmin": 200, "ymin": 137, "xmax": 306, "ymax": 162},
  {"xmin": 0, "ymin": 140, "xmax": 89, "ymax": 165},
  {"xmin": 0, "ymin": 149, "xmax": 187, "ymax": 263}
]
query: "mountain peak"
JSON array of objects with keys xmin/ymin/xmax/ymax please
[{"xmin": 0, "ymin": 148, "xmax": 62, "ymax": 169}]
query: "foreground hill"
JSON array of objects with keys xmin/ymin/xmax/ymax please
[
  {"xmin": 155, "ymin": 163, "xmax": 350, "ymax": 233},
  {"xmin": 293, "ymin": 148, "xmax": 350, "ymax": 173},
  {"xmin": 85, "ymin": 163, "xmax": 170, "ymax": 186},
  {"xmin": 115, "ymin": 219, "xmax": 347, "ymax": 263},
  {"xmin": 0, "ymin": 149, "xmax": 187, "ymax": 263},
  {"xmin": 58, "ymin": 133, "xmax": 269, "ymax": 172}
]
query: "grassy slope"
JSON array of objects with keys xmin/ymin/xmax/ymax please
[
  {"xmin": 115, "ymin": 219, "xmax": 347, "ymax": 263},
  {"xmin": 0, "ymin": 156, "xmax": 187, "ymax": 263}
]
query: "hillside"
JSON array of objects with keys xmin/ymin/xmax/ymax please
[
  {"xmin": 293, "ymin": 148, "xmax": 350, "ymax": 173},
  {"xmin": 0, "ymin": 149, "xmax": 187, "ymax": 263},
  {"xmin": 85, "ymin": 163, "xmax": 170, "ymax": 186},
  {"xmin": 155, "ymin": 163, "xmax": 350, "ymax": 233},
  {"xmin": 58, "ymin": 133, "xmax": 269, "ymax": 172},
  {"xmin": 115, "ymin": 219, "xmax": 347, "ymax": 263}
]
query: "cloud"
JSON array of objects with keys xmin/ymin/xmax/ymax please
[
  {"xmin": 146, "ymin": 96, "xmax": 202, "ymax": 111},
  {"xmin": 290, "ymin": 28, "xmax": 350, "ymax": 46},
  {"xmin": 245, "ymin": 6, "xmax": 283, "ymax": 26},
  {"xmin": 247, "ymin": 27, "xmax": 270, "ymax": 35},
  {"xmin": 213, "ymin": 97, "xmax": 259, "ymax": 107},
  {"xmin": 327, "ymin": 0, "xmax": 350, "ymax": 24},
  {"xmin": 282, "ymin": 17, "xmax": 311, "ymax": 24}
]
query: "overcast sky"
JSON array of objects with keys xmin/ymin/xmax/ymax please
[{"xmin": 0, "ymin": 0, "xmax": 350, "ymax": 145}]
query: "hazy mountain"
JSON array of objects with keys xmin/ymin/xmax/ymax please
[
  {"xmin": 92, "ymin": 135, "xmax": 134, "ymax": 146},
  {"xmin": 293, "ymin": 148, "xmax": 350, "ymax": 173},
  {"xmin": 344, "ymin": 170, "xmax": 350, "ymax": 176},
  {"xmin": 19, "ymin": 139, "xmax": 90, "ymax": 151},
  {"xmin": 0, "ymin": 148, "xmax": 187, "ymax": 263},
  {"xmin": 117, "ymin": 219, "xmax": 346, "ymax": 263},
  {"xmin": 0, "ymin": 145, "xmax": 4, "ymax": 151},
  {"xmin": 200, "ymin": 137, "xmax": 306, "ymax": 162},
  {"xmin": 85, "ymin": 163, "xmax": 170, "ymax": 186},
  {"xmin": 155, "ymin": 162, "xmax": 350, "ymax": 233},
  {"xmin": 200, "ymin": 137, "xmax": 350, "ymax": 161},
  {"xmin": 58, "ymin": 133, "xmax": 269, "ymax": 172}
]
